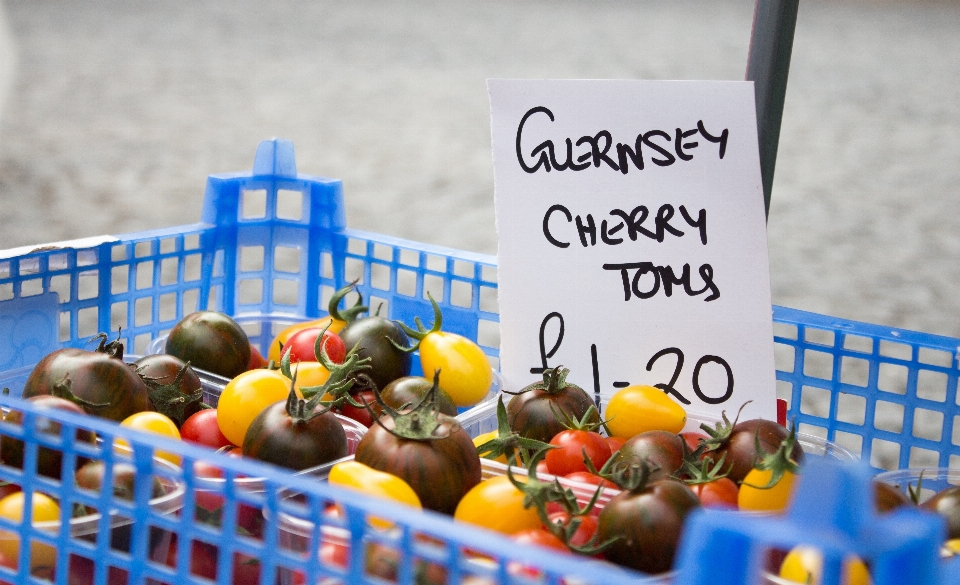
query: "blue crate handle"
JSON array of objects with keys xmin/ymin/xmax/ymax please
[{"xmin": 673, "ymin": 457, "xmax": 957, "ymax": 585}]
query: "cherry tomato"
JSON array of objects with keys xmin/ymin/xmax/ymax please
[
  {"xmin": 690, "ymin": 477, "xmax": 739, "ymax": 509},
  {"xmin": 165, "ymin": 311, "xmax": 251, "ymax": 379},
  {"xmin": 605, "ymin": 435, "xmax": 627, "ymax": 454},
  {"xmin": 329, "ymin": 461, "xmax": 421, "ymax": 529},
  {"xmin": 267, "ymin": 316, "xmax": 346, "ymax": 364},
  {"xmin": 738, "ymin": 467, "xmax": 797, "ymax": 513},
  {"xmin": 562, "ymin": 471, "xmax": 617, "ymax": 490},
  {"xmin": 283, "ymin": 361, "xmax": 332, "ymax": 398},
  {"xmin": 546, "ymin": 511, "xmax": 601, "ymax": 549},
  {"xmin": 116, "ymin": 411, "xmax": 182, "ymax": 466},
  {"xmin": 454, "ymin": 476, "xmax": 541, "ymax": 535},
  {"xmin": 337, "ymin": 389, "xmax": 379, "ymax": 428},
  {"xmin": 604, "ymin": 385, "xmax": 687, "ymax": 439},
  {"xmin": 778, "ymin": 546, "xmax": 870, "ymax": 585},
  {"xmin": 248, "ymin": 345, "xmax": 268, "ymax": 370},
  {"xmin": 511, "ymin": 528, "xmax": 568, "ymax": 551},
  {"xmin": 0, "ymin": 491, "xmax": 60, "ymax": 570},
  {"xmin": 216, "ymin": 369, "xmax": 290, "ymax": 446},
  {"xmin": 680, "ymin": 431, "xmax": 709, "ymax": 454},
  {"xmin": 545, "ymin": 430, "xmax": 612, "ymax": 477},
  {"xmin": 181, "ymin": 409, "xmax": 234, "ymax": 450},
  {"xmin": 191, "ymin": 460, "xmax": 227, "ymax": 513},
  {"xmin": 283, "ymin": 327, "xmax": 346, "ymax": 364},
  {"xmin": 419, "ymin": 331, "xmax": 492, "ymax": 408}
]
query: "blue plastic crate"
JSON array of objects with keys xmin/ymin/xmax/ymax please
[{"xmin": 0, "ymin": 138, "xmax": 959, "ymax": 585}]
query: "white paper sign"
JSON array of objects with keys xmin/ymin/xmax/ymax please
[{"xmin": 489, "ymin": 79, "xmax": 777, "ymax": 421}]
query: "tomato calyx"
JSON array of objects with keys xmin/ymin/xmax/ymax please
[
  {"xmin": 697, "ymin": 401, "xmax": 751, "ymax": 454},
  {"xmin": 552, "ymin": 403, "xmax": 607, "ymax": 433},
  {"xmin": 741, "ymin": 422, "xmax": 802, "ymax": 490},
  {"xmin": 91, "ymin": 330, "xmax": 125, "ymax": 360},
  {"xmin": 390, "ymin": 294, "xmax": 444, "ymax": 353},
  {"xmin": 280, "ymin": 327, "xmax": 371, "ymax": 402},
  {"xmin": 602, "ymin": 458, "xmax": 661, "ymax": 494},
  {"xmin": 137, "ymin": 361, "xmax": 206, "ymax": 425},
  {"xmin": 506, "ymin": 449, "xmax": 618, "ymax": 555},
  {"xmin": 326, "ymin": 281, "xmax": 369, "ymax": 326},
  {"xmin": 49, "ymin": 375, "xmax": 112, "ymax": 412},
  {"xmin": 369, "ymin": 371, "xmax": 457, "ymax": 441},
  {"xmin": 476, "ymin": 397, "xmax": 553, "ymax": 466},
  {"xmin": 678, "ymin": 453, "xmax": 732, "ymax": 486}
]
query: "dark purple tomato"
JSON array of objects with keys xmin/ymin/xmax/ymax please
[
  {"xmin": 0, "ymin": 395, "xmax": 96, "ymax": 480},
  {"xmin": 506, "ymin": 368, "xmax": 598, "ymax": 444},
  {"xmin": 337, "ymin": 316, "xmax": 411, "ymax": 391},
  {"xmin": 381, "ymin": 376, "xmax": 458, "ymax": 417},
  {"xmin": 617, "ymin": 431, "xmax": 687, "ymax": 483},
  {"xmin": 921, "ymin": 485, "xmax": 960, "ymax": 539},
  {"xmin": 874, "ymin": 480, "xmax": 912, "ymax": 514},
  {"xmin": 133, "ymin": 353, "xmax": 204, "ymax": 427},
  {"xmin": 242, "ymin": 402, "xmax": 348, "ymax": 472},
  {"xmin": 22, "ymin": 347, "xmax": 152, "ymax": 423},
  {"xmin": 165, "ymin": 311, "xmax": 251, "ymax": 379},
  {"xmin": 74, "ymin": 459, "xmax": 164, "ymax": 553},
  {"xmin": 709, "ymin": 418, "xmax": 804, "ymax": 484},
  {"xmin": 597, "ymin": 478, "xmax": 701, "ymax": 574},
  {"xmin": 354, "ymin": 414, "xmax": 481, "ymax": 515}
]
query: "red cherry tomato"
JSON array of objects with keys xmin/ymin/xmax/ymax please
[
  {"xmin": 545, "ymin": 430, "xmax": 612, "ymax": 477},
  {"xmin": 284, "ymin": 327, "xmax": 346, "ymax": 364},
  {"xmin": 511, "ymin": 528, "xmax": 568, "ymax": 551},
  {"xmin": 181, "ymin": 409, "xmax": 235, "ymax": 450},
  {"xmin": 680, "ymin": 431, "xmax": 709, "ymax": 455},
  {"xmin": 547, "ymin": 511, "xmax": 600, "ymax": 549},
  {"xmin": 562, "ymin": 471, "xmax": 617, "ymax": 490},
  {"xmin": 248, "ymin": 345, "xmax": 268, "ymax": 370},
  {"xmin": 605, "ymin": 435, "xmax": 627, "ymax": 454},
  {"xmin": 690, "ymin": 477, "xmax": 740, "ymax": 509},
  {"xmin": 337, "ymin": 390, "xmax": 380, "ymax": 428}
]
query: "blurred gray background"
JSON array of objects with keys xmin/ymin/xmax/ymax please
[{"xmin": 0, "ymin": 0, "xmax": 958, "ymax": 340}]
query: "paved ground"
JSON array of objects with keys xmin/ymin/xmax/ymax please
[{"xmin": 0, "ymin": 0, "xmax": 957, "ymax": 343}]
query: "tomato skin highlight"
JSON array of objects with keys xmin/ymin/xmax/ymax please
[
  {"xmin": 545, "ymin": 430, "xmax": 612, "ymax": 477},
  {"xmin": 216, "ymin": 369, "xmax": 291, "ymax": 447},
  {"xmin": 418, "ymin": 332, "xmax": 492, "ymax": 408},
  {"xmin": 604, "ymin": 385, "xmax": 687, "ymax": 439}
]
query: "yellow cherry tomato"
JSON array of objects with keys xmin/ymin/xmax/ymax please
[
  {"xmin": 454, "ymin": 475, "xmax": 540, "ymax": 535},
  {"xmin": 419, "ymin": 331, "xmax": 492, "ymax": 408},
  {"xmin": 289, "ymin": 361, "xmax": 331, "ymax": 394},
  {"xmin": 779, "ymin": 545, "xmax": 871, "ymax": 585},
  {"xmin": 216, "ymin": 368, "xmax": 291, "ymax": 446},
  {"xmin": 267, "ymin": 317, "xmax": 345, "ymax": 363},
  {"xmin": 737, "ymin": 467, "xmax": 797, "ymax": 513},
  {"xmin": 605, "ymin": 385, "xmax": 687, "ymax": 439},
  {"xmin": 330, "ymin": 461, "xmax": 421, "ymax": 509},
  {"xmin": 944, "ymin": 538, "xmax": 960, "ymax": 557},
  {"xmin": 116, "ymin": 411, "xmax": 183, "ymax": 466},
  {"xmin": 0, "ymin": 491, "xmax": 60, "ymax": 570}
]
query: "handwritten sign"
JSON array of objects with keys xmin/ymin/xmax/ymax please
[{"xmin": 489, "ymin": 79, "xmax": 777, "ymax": 421}]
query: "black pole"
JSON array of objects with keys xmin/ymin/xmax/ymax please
[{"xmin": 746, "ymin": 0, "xmax": 800, "ymax": 219}]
